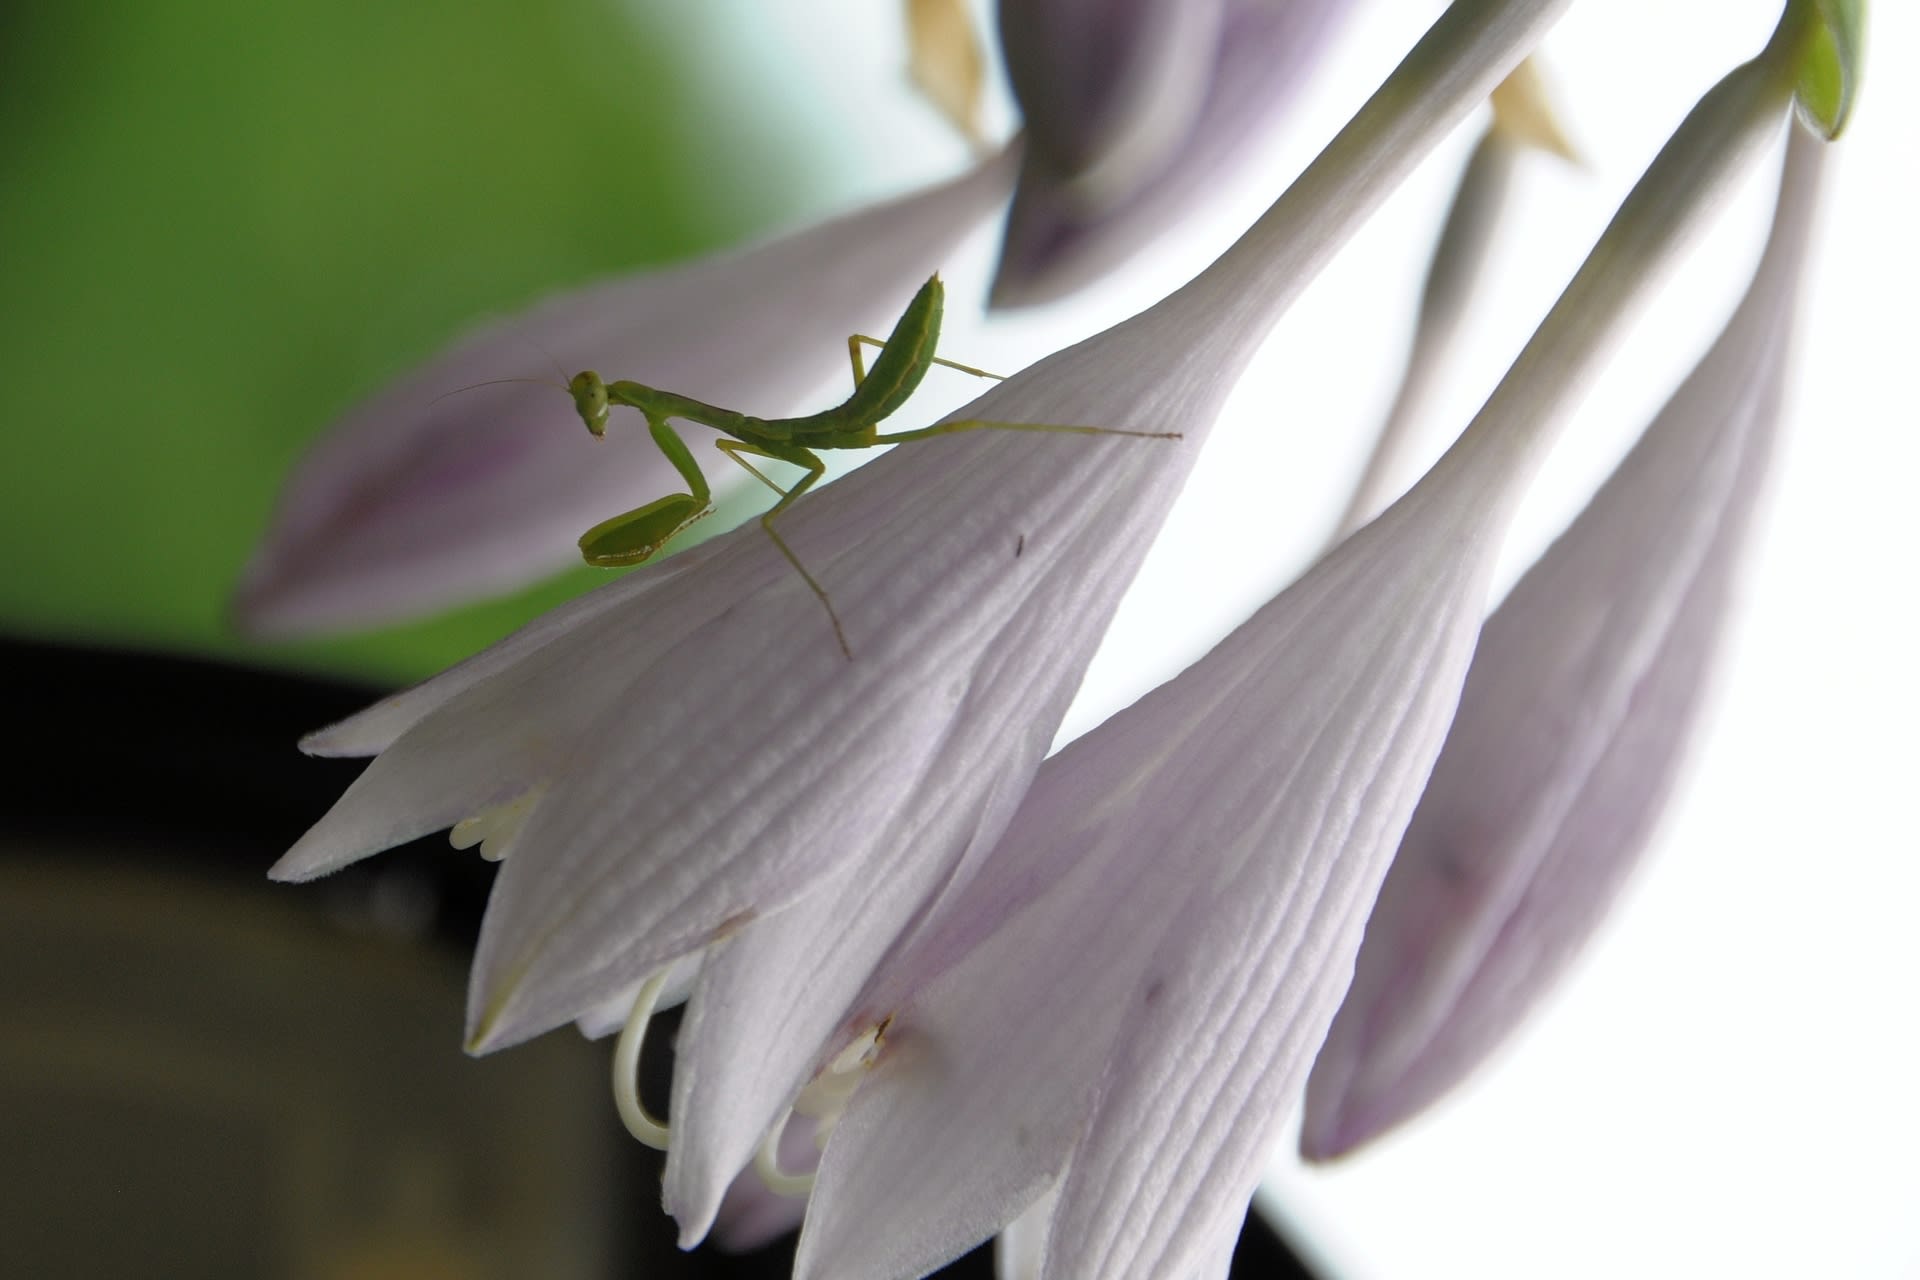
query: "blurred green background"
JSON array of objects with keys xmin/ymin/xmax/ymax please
[{"xmin": 0, "ymin": 0, "xmax": 858, "ymax": 682}]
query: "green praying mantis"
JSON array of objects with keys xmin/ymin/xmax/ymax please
[{"xmin": 560, "ymin": 273, "xmax": 1181, "ymax": 657}]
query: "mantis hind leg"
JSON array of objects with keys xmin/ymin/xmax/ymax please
[
  {"xmin": 713, "ymin": 439, "xmax": 853, "ymax": 661},
  {"xmin": 848, "ymin": 334, "xmax": 1005, "ymax": 388}
]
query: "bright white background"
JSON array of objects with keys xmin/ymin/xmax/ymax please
[{"xmin": 705, "ymin": 1, "xmax": 1918, "ymax": 1275}]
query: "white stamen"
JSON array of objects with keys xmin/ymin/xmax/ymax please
[
  {"xmin": 448, "ymin": 787, "xmax": 543, "ymax": 862},
  {"xmin": 793, "ymin": 1022, "xmax": 886, "ymax": 1127},
  {"xmin": 752, "ymin": 1020, "xmax": 891, "ymax": 1196},
  {"xmin": 611, "ymin": 969, "xmax": 673, "ymax": 1149}
]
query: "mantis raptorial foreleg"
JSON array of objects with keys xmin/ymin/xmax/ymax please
[
  {"xmin": 713, "ymin": 438, "xmax": 850, "ymax": 658},
  {"xmin": 578, "ymin": 416, "xmax": 715, "ymax": 566}
]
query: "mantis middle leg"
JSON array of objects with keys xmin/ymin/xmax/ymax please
[
  {"xmin": 713, "ymin": 437, "xmax": 854, "ymax": 660},
  {"xmin": 869, "ymin": 419, "xmax": 1183, "ymax": 446}
]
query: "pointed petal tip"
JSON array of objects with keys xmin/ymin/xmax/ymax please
[
  {"xmin": 264, "ymin": 853, "xmax": 314, "ymax": 885},
  {"xmin": 463, "ymin": 1011, "xmax": 518, "ymax": 1057},
  {"xmin": 225, "ymin": 541, "xmax": 393, "ymax": 642},
  {"xmin": 267, "ymin": 821, "xmax": 342, "ymax": 882},
  {"xmin": 983, "ymin": 260, "xmax": 1035, "ymax": 312},
  {"xmin": 462, "ymin": 992, "xmax": 524, "ymax": 1057},
  {"xmin": 1299, "ymin": 1057, "xmax": 1416, "ymax": 1163},
  {"xmin": 674, "ymin": 1208, "xmax": 716, "ymax": 1253},
  {"xmin": 463, "ymin": 962, "xmax": 581, "ymax": 1057},
  {"xmin": 225, "ymin": 566, "xmax": 281, "ymax": 640},
  {"xmin": 297, "ymin": 719, "xmax": 373, "ymax": 758},
  {"xmin": 984, "ymin": 252, "xmax": 1071, "ymax": 312},
  {"xmin": 1295, "ymin": 1108, "xmax": 1367, "ymax": 1164},
  {"xmin": 662, "ymin": 1159, "xmax": 731, "ymax": 1255}
]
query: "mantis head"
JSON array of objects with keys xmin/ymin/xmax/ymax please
[{"xmin": 567, "ymin": 371, "xmax": 612, "ymax": 437}]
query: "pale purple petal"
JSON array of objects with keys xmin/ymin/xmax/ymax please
[
  {"xmin": 1335, "ymin": 61, "xmax": 1577, "ymax": 539},
  {"xmin": 1332, "ymin": 127, "xmax": 1519, "ymax": 538},
  {"xmin": 1064, "ymin": 465, "xmax": 1508, "ymax": 1280},
  {"xmin": 1299, "ymin": 125, "xmax": 1828, "ymax": 1161},
  {"xmin": 1041, "ymin": 57, "xmax": 1800, "ymax": 1280},
  {"xmin": 269, "ymin": 544, "xmax": 745, "ymax": 881},
  {"xmin": 801, "ymin": 27, "xmax": 1799, "ymax": 1278},
  {"xmin": 709, "ymin": 1124, "xmax": 814, "ymax": 1253},
  {"xmin": 662, "ymin": 857, "xmax": 942, "ymax": 1243},
  {"xmin": 710, "ymin": 1175, "xmax": 807, "ymax": 1254},
  {"xmin": 800, "ymin": 433, "xmax": 1515, "ymax": 1280},
  {"xmin": 799, "ymin": 756, "xmax": 1192, "ymax": 1280},
  {"xmin": 234, "ymin": 152, "xmax": 1015, "ymax": 636},
  {"xmin": 991, "ymin": 0, "xmax": 1356, "ymax": 308},
  {"xmin": 999, "ymin": 0, "xmax": 1224, "ymax": 199}
]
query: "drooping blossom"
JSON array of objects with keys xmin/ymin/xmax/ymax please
[
  {"xmin": 1300, "ymin": 120, "xmax": 1833, "ymax": 1161},
  {"xmin": 793, "ymin": 18, "xmax": 1824, "ymax": 1279},
  {"xmin": 1332, "ymin": 56, "xmax": 1577, "ymax": 538},
  {"xmin": 233, "ymin": 151, "xmax": 1016, "ymax": 635},
  {"xmin": 990, "ymin": 0, "xmax": 1357, "ymax": 307},
  {"xmin": 270, "ymin": 0, "xmax": 1573, "ymax": 1251}
]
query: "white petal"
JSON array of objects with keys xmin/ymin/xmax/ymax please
[
  {"xmin": 1300, "ymin": 127, "xmax": 1827, "ymax": 1159},
  {"xmin": 571, "ymin": 947, "xmax": 705, "ymax": 1039},
  {"xmin": 800, "ymin": 448, "xmax": 1507, "ymax": 1280},
  {"xmin": 802, "ymin": 17, "xmax": 1806, "ymax": 1275},
  {"xmin": 1170, "ymin": 1202, "xmax": 1247, "ymax": 1280},
  {"xmin": 796, "ymin": 807, "xmax": 1155, "ymax": 1280},
  {"xmin": 994, "ymin": 1191, "xmax": 1057, "ymax": 1280},
  {"xmin": 1037, "ymin": 467, "xmax": 1504, "ymax": 1280},
  {"xmin": 299, "ymin": 542, "xmax": 719, "ymax": 759},
  {"xmin": 271, "ymin": 543, "xmax": 753, "ymax": 882},
  {"xmin": 1041, "ymin": 54, "xmax": 1804, "ymax": 1280},
  {"xmin": 1333, "ymin": 127, "xmax": 1519, "ymax": 538},
  {"xmin": 662, "ymin": 847, "xmax": 963, "ymax": 1245}
]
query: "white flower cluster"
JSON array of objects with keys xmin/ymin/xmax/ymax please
[{"xmin": 254, "ymin": 0, "xmax": 1859, "ymax": 1275}]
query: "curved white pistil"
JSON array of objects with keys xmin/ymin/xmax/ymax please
[{"xmin": 612, "ymin": 969, "xmax": 674, "ymax": 1149}]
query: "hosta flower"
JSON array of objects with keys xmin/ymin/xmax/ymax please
[
  {"xmin": 793, "ymin": 20, "xmax": 1821, "ymax": 1280},
  {"xmin": 233, "ymin": 151, "xmax": 1016, "ymax": 635},
  {"xmin": 1333, "ymin": 57, "xmax": 1576, "ymax": 538},
  {"xmin": 1300, "ymin": 121, "xmax": 1832, "ymax": 1161},
  {"xmin": 991, "ymin": 0, "xmax": 1356, "ymax": 307},
  {"xmin": 271, "ymin": 0, "xmax": 1569, "ymax": 1249}
]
